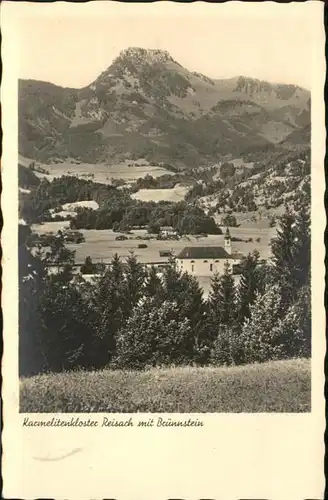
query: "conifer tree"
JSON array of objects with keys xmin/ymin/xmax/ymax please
[
  {"xmin": 124, "ymin": 252, "xmax": 146, "ymax": 316},
  {"xmin": 162, "ymin": 260, "xmax": 205, "ymax": 325},
  {"xmin": 92, "ymin": 253, "xmax": 126, "ymax": 362},
  {"xmin": 271, "ymin": 204, "xmax": 310, "ymax": 309},
  {"xmin": 207, "ymin": 272, "xmax": 221, "ymax": 326},
  {"xmin": 293, "ymin": 203, "xmax": 311, "ymax": 289},
  {"xmin": 208, "ymin": 261, "xmax": 236, "ymax": 326},
  {"xmin": 236, "ymin": 250, "xmax": 260, "ymax": 324},
  {"xmin": 38, "ymin": 280, "xmax": 93, "ymax": 372},
  {"xmin": 19, "ymin": 229, "xmax": 48, "ymax": 376},
  {"xmin": 179, "ymin": 271, "xmax": 206, "ymax": 349},
  {"xmin": 160, "ymin": 259, "xmax": 205, "ymax": 358},
  {"xmin": 270, "ymin": 205, "xmax": 297, "ymax": 309},
  {"xmin": 45, "ymin": 232, "xmax": 75, "ymax": 283},
  {"xmin": 145, "ymin": 265, "xmax": 163, "ymax": 301},
  {"xmin": 161, "ymin": 257, "xmax": 182, "ymax": 298}
]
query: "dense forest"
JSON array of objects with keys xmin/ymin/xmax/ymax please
[{"xmin": 19, "ymin": 204, "xmax": 310, "ymax": 376}]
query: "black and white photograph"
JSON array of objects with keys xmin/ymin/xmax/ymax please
[
  {"xmin": 2, "ymin": 2, "xmax": 325, "ymax": 499},
  {"xmin": 15, "ymin": 4, "xmax": 315, "ymax": 415}
]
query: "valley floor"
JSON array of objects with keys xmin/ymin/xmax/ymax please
[
  {"xmin": 30, "ymin": 223, "xmax": 276, "ymax": 298},
  {"xmin": 31, "ymin": 224, "xmax": 276, "ymax": 265},
  {"xmin": 20, "ymin": 358, "xmax": 310, "ymax": 413}
]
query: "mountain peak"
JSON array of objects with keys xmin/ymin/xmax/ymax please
[{"xmin": 117, "ymin": 47, "xmax": 174, "ymax": 65}]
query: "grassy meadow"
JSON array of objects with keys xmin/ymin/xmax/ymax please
[
  {"xmin": 19, "ymin": 155, "xmax": 174, "ymax": 185},
  {"xmin": 20, "ymin": 358, "xmax": 310, "ymax": 413},
  {"xmin": 31, "ymin": 224, "xmax": 276, "ymax": 265},
  {"xmin": 131, "ymin": 185, "xmax": 190, "ymax": 203},
  {"xmin": 30, "ymin": 223, "xmax": 276, "ymax": 297}
]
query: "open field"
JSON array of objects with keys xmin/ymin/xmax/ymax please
[
  {"xmin": 19, "ymin": 155, "xmax": 174, "ymax": 185},
  {"xmin": 49, "ymin": 200, "xmax": 99, "ymax": 219},
  {"xmin": 32, "ymin": 224, "xmax": 276, "ymax": 265},
  {"xmin": 20, "ymin": 358, "xmax": 311, "ymax": 413},
  {"xmin": 31, "ymin": 223, "xmax": 276, "ymax": 297},
  {"xmin": 61, "ymin": 200, "xmax": 99, "ymax": 211},
  {"xmin": 131, "ymin": 185, "xmax": 190, "ymax": 203}
]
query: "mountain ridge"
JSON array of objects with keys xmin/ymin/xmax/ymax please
[{"xmin": 19, "ymin": 47, "xmax": 311, "ymax": 167}]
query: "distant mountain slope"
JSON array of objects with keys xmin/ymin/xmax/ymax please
[
  {"xmin": 279, "ymin": 124, "xmax": 311, "ymax": 148},
  {"xmin": 195, "ymin": 147, "xmax": 311, "ymax": 217},
  {"xmin": 19, "ymin": 47, "xmax": 311, "ymax": 167},
  {"xmin": 19, "ymin": 164, "xmax": 40, "ymax": 189}
]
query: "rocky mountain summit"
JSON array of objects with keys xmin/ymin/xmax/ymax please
[{"xmin": 19, "ymin": 47, "xmax": 310, "ymax": 167}]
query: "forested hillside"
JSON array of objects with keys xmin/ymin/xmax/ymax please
[{"xmin": 19, "ymin": 48, "xmax": 310, "ymax": 167}]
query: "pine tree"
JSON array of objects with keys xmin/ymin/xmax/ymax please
[
  {"xmin": 293, "ymin": 203, "xmax": 311, "ymax": 289},
  {"xmin": 179, "ymin": 271, "xmax": 206, "ymax": 350},
  {"xmin": 124, "ymin": 252, "xmax": 146, "ymax": 317},
  {"xmin": 145, "ymin": 265, "xmax": 163, "ymax": 301},
  {"xmin": 271, "ymin": 204, "xmax": 311, "ymax": 309},
  {"xmin": 161, "ymin": 257, "xmax": 182, "ymax": 298},
  {"xmin": 237, "ymin": 250, "xmax": 260, "ymax": 324},
  {"xmin": 270, "ymin": 205, "xmax": 297, "ymax": 309},
  {"xmin": 19, "ymin": 241, "xmax": 48, "ymax": 376},
  {"xmin": 279, "ymin": 284, "xmax": 311, "ymax": 357},
  {"xmin": 92, "ymin": 253, "xmax": 126, "ymax": 363},
  {"xmin": 38, "ymin": 281, "xmax": 93, "ymax": 372},
  {"xmin": 208, "ymin": 261, "xmax": 236, "ymax": 326},
  {"xmin": 45, "ymin": 232, "xmax": 75, "ymax": 283},
  {"xmin": 207, "ymin": 272, "xmax": 221, "ymax": 328},
  {"xmin": 162, "ymin": 260, "xmax": 205, "ymax": 326},
  {"xmin": 160, "ymin": 259, "xmax": 205, "ymax": 359}
]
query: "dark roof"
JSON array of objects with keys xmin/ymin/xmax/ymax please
[{"xmin": 177, "ymin": 246, "xmax": 232, "ymax": 259}]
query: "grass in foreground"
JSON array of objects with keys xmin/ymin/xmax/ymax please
[{"xmin": 20, "ymin": 358, "xmax": 311, "ymax": 413}]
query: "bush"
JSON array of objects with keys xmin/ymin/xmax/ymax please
[
  {"xmin": 114, "ymin": 299, "xmax": 193, "ymax": 369},
  {"xmin": 239, "ymin": 285, "xmax": 284, "ymax": 363},
  {"xmin": 269, "ymin": 285, "xmax": 311, "ymax": 358},
  {"xmin": 239, "ymin": 284, "xmax": 311, "ymax": 364},
  {"xmin": 209, "ymin": 325, "xmax": 244, "ymax": 366}
]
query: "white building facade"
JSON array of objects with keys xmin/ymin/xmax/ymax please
[{"xmin": 176, "ymin": 231, "xmax": 243, "ymax": 277}]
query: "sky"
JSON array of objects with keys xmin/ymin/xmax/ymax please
[{"xmin": 15, "ymin": 2, "xmax": 320, "ymax": 90}]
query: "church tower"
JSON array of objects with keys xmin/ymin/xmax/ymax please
[{"xmin": 224, "ymin": 228, "xmax": 232, "ymax": 255}]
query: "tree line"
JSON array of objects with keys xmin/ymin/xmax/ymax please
[
  {"xmin": 19, "ymin": 204, "xmax": 310, "ymax": 376},
  {"xmin": 20, "ymin": 175, "xmax": 221, "ymax": 235},
  {"xmin": 71, "ymin": 201, "xmax": 222, "ymax": 234}
]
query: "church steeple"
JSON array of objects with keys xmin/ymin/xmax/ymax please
[{"xmin": 224, "ymin": 228, "xmax": 232, "ymax": 254}]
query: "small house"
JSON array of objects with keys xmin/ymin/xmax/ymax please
[{"xmin": 160, "ymin": 226, "xmax": 178, "ymax": 238}]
